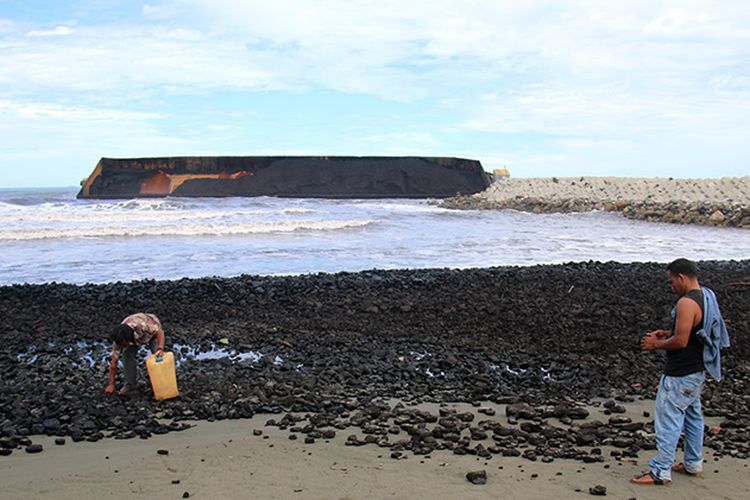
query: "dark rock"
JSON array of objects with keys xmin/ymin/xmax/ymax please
[
  {"xmin": 621, "ymin": 422, "xmax": 644, "ymax": 432},
  {"xmin": 42, "ymin": 418, "xmax": 61, "ymax": 431},
  {"xmin": 466, "ymin": 470, "xmax": 487, "ymax": 485},
  {"xmin": 25, "ymin": 444, "xmax": 43, "ymax": 453},
  {"xmin": 589, "ymin": 484, "xmax": 607, "ymax": 496},
  {"xmin": 506, "ymin": 403, "xmax": 538, "ymax": 420},
  {"xmin": 157, "ymin": 449, "xmax": 169, "ymax": 455},
  {"xmin": 608, "ymin": 416, "xmax": 632, "ymax": 426},
  {"xmin": 576, "ymin": 433, "xmax": 597, "ymax": 446},
  {"xmin": 55, "ymin": 438, "xmax": 66, "ymax": 445},
  {"xmin": 0, "ymin": 260, "xmax": 747, "ymax": 464},
  {"xmin": 520, "ymin": 422, "xmax": 542, "ymax": 433},
  {"xmin": 612, "ymin": 437, "xmax": 634, "ymax": 448}
]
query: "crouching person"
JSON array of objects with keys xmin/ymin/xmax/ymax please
[{"xmin": 105, "ymin": 313, "xmax": 165, "ymax": 396}]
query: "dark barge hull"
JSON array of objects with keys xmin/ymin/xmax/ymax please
[{"xmin": 77, "ymin": 156, "xmax": 490, "ymax": 199}]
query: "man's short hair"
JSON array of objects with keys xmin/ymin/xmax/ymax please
[
  {"xmin": 667, "ymin": 258, "xmax": 698, "ymax": 278},
  {"xmin": 110, "ymin": 323, "xmax": 135, "ymax": 344}
]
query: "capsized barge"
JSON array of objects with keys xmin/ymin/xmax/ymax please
[{"xmin": 77, "ymin": 156, "xmax": 490, "ymax": 199}]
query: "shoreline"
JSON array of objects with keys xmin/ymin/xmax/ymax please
[
  {"xmin": 440, "ymin": 176, "xmax": 750, "ymax": 228},
  {"xmin": 2, "ymin": 261, "xmax": 749, "ymax": 497},
  {"xmin": 3, "ymin": 400, "xmax": 749, "ymax": 499}
]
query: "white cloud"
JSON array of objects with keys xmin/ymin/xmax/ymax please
[
  {"xmin": 27, "ymin": 26, "xmax": 74, "ymax": 37},
  {"xmin": 0, "ymin": 19, "xmax": 15, "ymax": 34},
  {"xmin": 142, "ymin": 4, "xmax": 178, "ymax": 20},
  {"xmin": 0, "ymin": 99, "xmax": 162, "ymax": 122},
  {"xmin": 1, "ymin": 0, "xmax": 750, "ymax": 183},
  {"xmin": 5, "ymin": 1, "xmax": 750, "ymax": 102}
]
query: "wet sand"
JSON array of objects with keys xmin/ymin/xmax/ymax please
[{"xmin": 2, "ymin": 401, "xmax": 749, "ymax": 500}]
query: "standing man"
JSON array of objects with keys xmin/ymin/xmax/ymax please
[
  {"xmin": 105, "ymin": 312, "xmax": 166, "ymax": 396},
  {"xmin": 631, "ymin": 258, "xmax": 729, "ymax": 486}
]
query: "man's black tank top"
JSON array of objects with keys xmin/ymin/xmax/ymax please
[{"xmin": 665, "ymin": 289, "xmax": 704, "ymax": 376}]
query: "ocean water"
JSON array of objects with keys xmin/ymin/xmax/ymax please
[{"xmin": 1, "ymin": 187, "xmax": 749, "ymax": 285}]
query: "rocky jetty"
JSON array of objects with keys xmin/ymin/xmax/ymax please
[
  {"xmin": 77, "ymin": 156, "xmax": 490, "ymax": 199},
  {"xmin": 1, "ymin": 262, "xmax": 748, "ymax": 462},
  {"xmin": 441, "ymin": 176, "xmax": 750, "ymax": 228}
]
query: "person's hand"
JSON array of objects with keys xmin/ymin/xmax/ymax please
[
  {"xmin": 105, "ymin": 383, "xmax": 116, "ymax": 395},
  {"xmin": 155, "ymin": 349, "xmax": 163, "ymax": 359},
  {"xmin": 654, "ymin": 329, "xmax": 671, "ymax": 339},
  {"xmin": 641, "ymin": 332, "xmax": 659, "ymax": 351}
]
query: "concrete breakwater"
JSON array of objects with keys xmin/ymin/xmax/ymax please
[
  {"xmin": 77, "ymin": 156, "xmax": 490, "ymax": 199},
  {"xmin": 441, "ymin": 176, "xmax": 750, "ymax": 228}
]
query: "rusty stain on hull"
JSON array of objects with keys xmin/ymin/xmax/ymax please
[
  {"xmin": 140, "ymin": 171, "xmax": 251, "ymax": 195},
  {"xmin": 79, "ymin": 161, "xmax": 103, "ymax": 197}
]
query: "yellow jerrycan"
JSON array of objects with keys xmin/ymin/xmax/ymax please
[{"xmin": 146, "ymin": 352, "xmax": 179, "ymax": 400}]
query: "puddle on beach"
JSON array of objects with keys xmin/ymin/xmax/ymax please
[
  {"xmin": 16, "ymin": 344, "xmax": 557, "ymax": 382},
  {"xmin": 16, "ymin": 341, "xmax": 296, "ymax": 369},
  {"xmin": 406, "ymin": 350, "xmax": 559, "ymax": 382}
]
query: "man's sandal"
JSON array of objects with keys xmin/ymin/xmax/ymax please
[
  {"xmin": 672, "ymin": 463, "xmax": 704, "ymax": 478},
  {"xmin": 629, "ymin": 471, "xmax": 672, "ymax": 486}
]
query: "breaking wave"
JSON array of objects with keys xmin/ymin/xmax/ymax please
[{"xmin": 0, "ymin": 219, "xmax": 374, "ymax": 241}]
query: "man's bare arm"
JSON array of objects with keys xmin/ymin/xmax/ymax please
[
  {"xmin": 154, "ymin": 330, "xmax": 165, "ymax": 356},
  {"xmin": 642, "ymin": 298, "xmax": 700, "ymax": 351}
]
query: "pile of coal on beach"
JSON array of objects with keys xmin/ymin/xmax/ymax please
[{"xmin": 1, "ymin": 260, "xmax": 748, "ymax": 460}]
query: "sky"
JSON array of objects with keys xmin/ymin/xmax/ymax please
[{"xmin": 1, "ymin": 1, "xmax": 749, "ymax": 187}]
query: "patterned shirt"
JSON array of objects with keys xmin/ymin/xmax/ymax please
[{"xmin": 112, "ymin": 313, "xmax": 163, "ymax": 357}]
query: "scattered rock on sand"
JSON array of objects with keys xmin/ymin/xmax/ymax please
[
  {"xmin": 589, "ymin": 484, "xmax": 607, "ymax": 495},
  {"xmin": 466, "ymin": 470, "xmax": 487, "ymax": 485}
]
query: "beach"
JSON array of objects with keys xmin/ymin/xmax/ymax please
[
  {"xmin": 441, "ymin": 176, "xmax": 750, "ymax": 227},
  {"xmin": 5, "ymin": 0, "xmax": 750, "ymax": 496},
  {"xmin": 1, "ymin": 261, "xmax": 749, "ymax": 498},
  {"xmin": 3, "ymin": 401, "xmax": 750, "ymax": 500}
]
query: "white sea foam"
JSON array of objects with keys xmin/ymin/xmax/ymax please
[
  {"xmin": 282, "ymin": 207, "xmax": 315, "ymax": 214},
  {"xmin": 2, "ymin": 188, "xmax": 750, "ymax": 285},
  {"xmin": 97, "ymin": 198, "xmax": 192, "ymax": 211},
  {"xmin": 0, "ymin": 219, "xmax": 374, "ymax": 240},
  {"xmin": 0, "ymin": 209, "xmax": 262, "ymax": 224},
  {"xmin": 355, "ymin": 201, "xmax": 444, "ymax": 213}
]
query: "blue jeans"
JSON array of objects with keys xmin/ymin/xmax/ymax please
[{"xmin": 649, "ymin": 371, "xmax": 705, "ymax": 481}]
